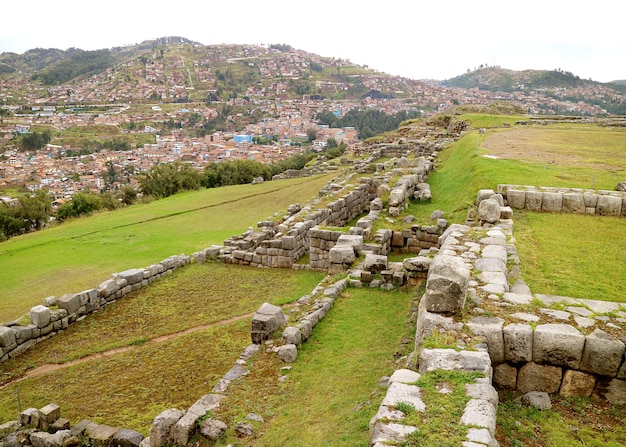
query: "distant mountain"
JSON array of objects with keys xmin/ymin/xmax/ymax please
[{"xmin": 443, "ymin": 67, "xmax": 626, "ymax": 115}]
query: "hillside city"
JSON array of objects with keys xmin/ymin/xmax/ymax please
[{"xmin": 0, "ymin": 42, "xmax": 623, "ymax": 204}]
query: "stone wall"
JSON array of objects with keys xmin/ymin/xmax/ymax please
[
  {"xmin": 498, "ymin": 184, "xmax": 626, "ymax": 217},
  {"xmin": 0, "ymin": 254, "xmax": 195, "ymax": 363}
]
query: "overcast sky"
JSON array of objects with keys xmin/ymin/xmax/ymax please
[{"xmin": 1, "ymin": 0, "xmax": 624, "ymax": 83}]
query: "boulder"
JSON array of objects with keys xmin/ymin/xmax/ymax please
[
  {"xmin": 559, "ymin": 370, "xmax": 595, "ymax": 398},
  {"xmin": 251, "ymin": 303, "xmax": 286, "ymax": 344},
  {"xmin": 199, "ymin": 419, "xmax": 227, "ymax": 441},
  {"xmin": 422, "ymin": 255, "xmax": 470, "ymax": 314},
  {"xmin": 533, "ymin": 324, "xmax": 585, "ymax": 369},
  {"xmin": 596, "ymin": 195, "xmax": 622, "ymax": 216},
  {"xmin": 112, "ymin": 429, "xmax": 145, "ymax": 447},
  {"xmin": 171, "ymin": 394, "xmax": 223, "ymax": 446},
  {"xmin": 0, "ymin": 326, "xmax": 16, "ymax": 348},
  {"xmin": 149, "ymin": 409, "xmax": 184, "ymax": 447},
  {"xmin": 363, "ymin": 254, "xmax": 388, "ymax": 273},
  {"xmin": 276, "ymin": 344, "xmax": 298, "ymax": 363},
  {"xmin": 30, "ymin": 305, "xmax": 51, "ymax": 329},
  {"xmin": 521, "ymin": 391, "xmax": 551, "ymax": 410},
  {"xmin": 616, "ymin": 181, "xmax": 626, "ymax": 192},
  {"xmin": 477, "ymin": 199, "xmax": 501, "ymax": 224},
  {"xmin": 517, "ymin": 362, "xmax": 562, "ymax": 394},
  {"xmin": 580, "ymin": 329, "xmax": 625, "ymax": 376}
]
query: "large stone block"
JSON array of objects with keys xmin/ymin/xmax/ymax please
[
  {"xmin": 506, "ymin": 189, "xmax": 526, "ymax": 209},
  {"xmin": 525, "ymin": 190, "xmax": 543, "ymax": 211},
  {"xmin": 422, "ymin": 255, "xmax": 470, "ymax": 314},
  {"xmin": 477, "ymin": 199, "xmax": 501, "ymax": 224},
  {"xmin": 30, "ymin": 305, "xmax": 51, "ymax": 329},
  {"xmin": 560, "ymin": 370, "xmax": 595, "ymax": 398},
  {"xmin": 580, "ymin": 329, "xmax": 625, "ymax": 376},
  {"xmin": 0, "ymin": 326, "xmax": 17, "ymax": 348},
  {"xmin": 39, "ymin": 403, "xmax": 61, "ymax": 424},
  {"xmin": 328, "ymin": 245, "xmax": 356, "ymax": 265},
  {"xmin": 494, "ymin": 363, "xmax": 518, "ymax": 390},
  {"xmin": 517, "ymin": 362, "xmax": 562, "ymax": 393},
  {"xmin": 561, "ymin": 193, "xmax": 585, "ymax": 214},
  {"xmin": 418, "ymin": 349, "xmax": 492, "ymax": 379},
  {"xmin": 503, "ymin": 323, "xmax": 533, "ymax": 363},
  {"xmin": 467, "ymin": 317, "xmax": 505, "ymax": 363},
  {"xmin": 533, "ymin": 324, "xmax": 585, "ymax": 369},
  {"xmin": 118, "ymin": 268, "xmax": 145, "ymax": 285},
  {"xmin": 149, "ymin": 409, "xmax": 184, "ymax": 447},
  {"xmin": 597, "ymin": 195, "xmax": 622, "ymax": 216},
  {"xmin": 112, "ymin": 428, "xmax": 144, "ymax": 447},
  {"xmin": 57, "ymin": 293, "xmax": 80, "ymax": 315},
  {"xmin": 171, "ymin": 394, "xmax": 222, "ymax": 446},
  {"xmin": 541, "ymin": 192, "xmax": 563, "ymax": 212},
  {"xmin": 251, "ymin": 303, "xmax": 286, "ymax": 344},
  {"xmin": 337, "ymin": 234, "xmax": 363, "ymax": 255}
]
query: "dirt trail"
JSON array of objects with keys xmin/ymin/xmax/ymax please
[{"xmin": 0, "ymin": 312, "xmax": 255, "ymax": 390}]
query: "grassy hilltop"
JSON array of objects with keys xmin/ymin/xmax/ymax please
[{"xmin": 0, "ymin": 114, "xmax": 625, "ymax": 446}]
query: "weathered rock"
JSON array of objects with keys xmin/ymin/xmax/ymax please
[
  {"xmin": 251, "ymin": 303, "xmax": 286, "ymax": 344},
  {"xmin": 604, "ymin": 379, "xmax": 626, "ymax": 405},
  {"xmin": 422, "ymin": 255, "xmax": 470, "ymax": 314},
  {"xmin": 562, "ymin": 193, "xmax": 585, "ymax": 214},
  {"xmin": 370, "ymin": 422, "xmax": 417, "ymax": 444},
  {"xmin": 149, "ymin": 409, "xmax": 184, "ymax": 447},
  {"xmin": 559, "ymin": 370, "xmax": 595, "ymax": 398},
  {"xmin": 477, "ymin": 189, "xmax": 496, "ymax": 204},
  {"xmin": 30, "ymin": 430, "xmax": 71, "ymax": 447},
  {"xmin": 596, "ymin": 195, "xmax": 622, "ymax": 216},
  {"xmin": 477, "ymin": 199, "xmax": 501, "ymax": 224},
  {"xmin": 328, "ymin": 245, "xmax": 356, "ymax": 265},
  {"xmin": 493, "ymin": 363, "xmax": 518, "ymax": 390},
  {"xmin": 199, "ymin": 419, "xmax": 227, "ymax": 441},
  {"xmin": 517, "ymin": 362, "xmax": 562, "ymax": 393},
  {"xmin": 467, "ymin": 317, "xmax": 505, "ymax": 363},
  {"xmin": 460, "ymin": 399, "xmax": 496, "ymax": 434},
  {"xmin": 418, "ymin": 349, "xmax": 492, "ymax": 379},
  {"xmin": 580, "ymin": 329, "xmax": 625, "ymax": 376},
  {"xmin": 282, "ymin": 326, "xmax": 302, "ymax": 345},
  {"xmin": 381, "ymin": 382, "xmax": 426, "ymax": 412},
  {"xmin": 276, "ymin": 344, "xmax": 298, "ymax": 363},
  {"xmin": 541, "ymin": 192, "xmax": 562, "ymax": 212},
  {"xmin": 363, "ymin": 254, "xmax": 388, "ymax": 273},
  {"xmin": 171, "ymin": 394, "xmax": 222, "ymax": 446},
  {"xmin": 522, "ymin": 391, "xmax": 551, "ymax": 410},
  {"xmin": 57, "ymin": 293, "xmax": 80, "ymax": 316},
  {"xmin": 506, "ymin": 189, "xmax": 526, "ymax": 209},
  {"xmin": 533, "ymin": 324, "xmax": 585, "ymax": 369},
  {"xmin": 616, "ymin": 181, "xmax": 626, "ymax": 192},
  {"xmin": 234, "ymin": 422, "xmax": 255, "ymax": 438},
  {"xmin": 86, "ymin": 425, "xmax": 119, "ymax": 445},
  {"xmin": 111, "ymin": 429, "xmax": 144, "ymax": 447},
  {"xmin": 0, "ymin": 326, "xmax": 17, "ymax": 348},
  {"xmin": 525, "ymin": 190, "xmax": 543, "ymax": 211},
  {"xmin": 30, "ymin": 305, "xmax": 52, "ymax": 329},
  {"xmin": 503, "ymin": 323, "xmax": 533, "ymax": 363}
]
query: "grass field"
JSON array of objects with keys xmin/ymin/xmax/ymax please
[
  {"xmin": 0, "ymin": 262, "xmax": 325, "ymax": 431},
  {"xmin": 0, "ymin": 173, "xmax": 336, "ymax": 321},
  {"xmin": 0, "ymin": 115, "xmax": 625, "ymax": 446}
]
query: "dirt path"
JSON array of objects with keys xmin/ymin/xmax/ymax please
[{"xmin": 0, "ymin": 312, "xmax": 255, "ymax": 390}]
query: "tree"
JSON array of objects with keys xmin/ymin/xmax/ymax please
[
  {"xmin": 118, "ymin": 185, "xmax": 138, "ymax": 205},
  {"xmin": 306, "ymin": 128, "xmax": 318, "ymax": 142},
  {"xmin": 137, "ymin": 161, "xmax": 202, "ymax": 198},
  {"xmin": 17, "ymin": 189, "xmax": 52, "ymax": 231},
  {"xmin": 56, "ymin": 192, "xmax": 103, "ymax": 221}
]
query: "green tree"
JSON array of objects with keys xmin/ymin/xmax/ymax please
[
  {"xmin": 56, "ymin": 191, "xmax": 103, "ymax": 221},
  {"xmin": 17, "ymin": 189, "xmax": 52, "ymax": 231},
  {"xmin": 306, "ymin": 128, "xmax": 318, "ymax": 142},
  {"xmin": 137, "ymin": 161, "xmax": 202, "ymax": 198}
]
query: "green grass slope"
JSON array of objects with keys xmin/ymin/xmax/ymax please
[{"xmin": 0, "ymin": 174, "xmax": 335, "ymax": 321}]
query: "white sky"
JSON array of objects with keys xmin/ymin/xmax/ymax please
[{"xmin": 1, "ymin": 0, "xmax": 624, "ymax": 82}]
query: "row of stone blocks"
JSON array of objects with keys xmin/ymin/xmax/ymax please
[
  {"xmin": 0, "ymin": 253, "xmax": 203, "ymax": 363},
  {"xmin": 498, "ymin": 184, "xmax": 626, "ymax": 216},
  {"xmin": 370, "ymin": 350, "xmax": 499, "ymax": 446},
  {"xmin": 3, "ymin": 404, "xmax": 145, "ymax": 447}
]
